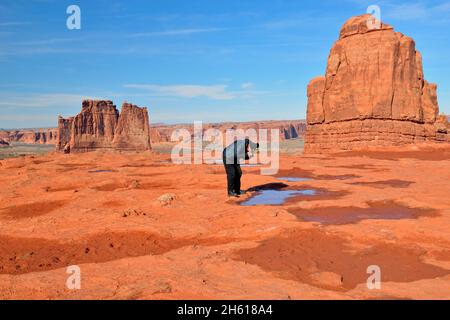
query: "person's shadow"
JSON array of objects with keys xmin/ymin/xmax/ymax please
[{"xmin": 246, "ymin": 183, "xmax": 288, "ymax": 192}]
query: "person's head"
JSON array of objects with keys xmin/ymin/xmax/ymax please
[{"xmin": 245, "ymin": 138, "xmax": 259, "ymax": 152}]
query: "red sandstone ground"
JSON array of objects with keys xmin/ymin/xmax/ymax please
[{"xmin": 0, "ymin": 143, "xmax": 450, "ymax": 300}]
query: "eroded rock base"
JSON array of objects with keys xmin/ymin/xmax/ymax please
[{"xmin": 306, "ymin": 119, "xmax": 450, "ymax": 153}]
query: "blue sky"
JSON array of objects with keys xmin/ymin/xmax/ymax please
[{"xmin": 1, "ymin": 0, "xmax": 449, "ymax": 128}]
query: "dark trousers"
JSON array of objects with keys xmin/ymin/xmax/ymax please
[{"xmin": 224, "ymin": 163, "xmax": 242, "ymax": 195}]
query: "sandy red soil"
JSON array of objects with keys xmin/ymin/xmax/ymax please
[{"xmin": 0, "ymin": 144, "xmax": 450, "ymax": 300}]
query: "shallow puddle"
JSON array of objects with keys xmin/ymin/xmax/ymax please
[
  {"xmin": 288, "ymin": 201, "xmax": 438, "ymax": 225},
  {"xmin": 241, "ymin": 189, "xmax": 316, "ymax": 206},
  {"xmin": 242, "ymin": 183, "xmax": 347, "ymax": 206}
]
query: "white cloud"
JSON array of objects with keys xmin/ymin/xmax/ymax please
[
  {"xmin": 124, "ymin": 84, "xmax": 235, "ymax": 100},
  {"xmin": 241, "ymin": 82, "xmax": 254, "ymax": 90}
]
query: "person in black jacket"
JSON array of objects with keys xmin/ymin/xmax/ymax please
[{"xmin": 222, "ymin": 138, "xmax": 259, "ymax": 197}]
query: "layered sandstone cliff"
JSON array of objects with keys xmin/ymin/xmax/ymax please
[
  {"xmin": 150, "ymin": 120, "xmax": 306, "ymax": 143},
  {"xmin": 0, "ymin": 128, "xmax": 58, "ymax": 145},
  {"xmin": 305, "ymin": 15, "xmax": 450, "ymax": 153},
  {"xmin": 56, "ymin": 100, "xmax": 151, "ymax": 153},
  {"xmin": 2, "ymin": 120, "xmax": 305, "ymax": 149}
]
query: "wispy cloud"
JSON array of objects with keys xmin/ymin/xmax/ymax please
[
  {"xmin": 0, "ymin": 21, "xmax": 31, "ymax": 27},
  {"xmin": 0, "ymin": 93, "xmax": 101, "ymax": 109},
  {"xmin": 384, "ymin": 1, "xmax": 450, "ymax": 21},
  {"xmin": 128, "ymin": 27, "xmax": 227, "ymax": 38},
  {"xmin": 241, "ymin": 82, "xmax": 254, "ymax": 90},
  {"xmin": 13, "ymin": 38, "xmax": 83, "ymax": 46},
  {"xmin": 0, "ymin": 114, "xmax": 56, "ymax": 122},
  {"xmin": 124, "ymin": 84, "xmax": 235, "ymax": 100},
  {"xmin": 0, "ymin": 114, "xmax": 59, "ymax": 130},
  {"xmin": 263, "ymin": 18, "xmax": 314, "ymax": 30},
  {"xmin": 0, "ymin": 45, "xmax": 147, "ymax": 56}
]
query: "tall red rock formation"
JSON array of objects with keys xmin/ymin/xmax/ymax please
[
  {"xmin": 70, "ymin": 100, "xmax": 119, "ymax": 152},
  {"xmin": 57, "ymin": 116, "xmax": 74, "ymax": 152},
  {"xmin": 305, "ymin": 15, "xmax": 450, "ymax": 153},
  {"xmin": 56, "ymin": 100, "xmax": 151, "ymax": 153},
  {"xmin": 113, "ymin": 103, "xmax": 151, "ymax": 151}
]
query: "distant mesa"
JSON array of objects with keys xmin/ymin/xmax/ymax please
[
  {"xmin": 305, "ymin": 14, "xmax": 450, "ymax": 153},
  {"xmin": 150, "ymin": 120, "xmax": 306, "ymax": 143},
  {"xmin": 0, "ymin": 120, "xmax": 306, "ymax": 149},
  {"xmin": 0, "ymin": 128, "xmax": 57, "ymax": 145},
  {"xmin": 57, "ymin": 100, "xmax": 152, "ymax": 153}
]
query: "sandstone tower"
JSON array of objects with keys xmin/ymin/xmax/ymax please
[
  {"xmin": 57, "ymin": 100, "xmax": 151, "ymax": 153},
  {"xmin": 305, "ymin": 15, "xmax": 450, "ymax": 153}
]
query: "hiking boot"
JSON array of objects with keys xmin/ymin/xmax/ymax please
[{"xmin": 228, "ymin": 192, "xmax": 240, "ymax": 198}]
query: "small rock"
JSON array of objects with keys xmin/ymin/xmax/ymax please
[
  {"xmin": 310, "ymin": 271, "xmax": 344, "ymax": 288},
  {"xmin": 152, "ymin": 281, "xmax": 172, "ymax": 295},
  {"xmin": 130, "ymin": 180, "xmax": 140, "ymax": 189},
  {"xmin": 158, "ymin": 193, "xmax": 176, "ymax": 206},
  {"xmin": 122, "ymin": 209, "xmax": 146, "ymax": 217}
]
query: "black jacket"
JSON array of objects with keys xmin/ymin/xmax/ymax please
[{"xmin": 222, "ymin": 139, "xmax": 258, "ymax": 165}]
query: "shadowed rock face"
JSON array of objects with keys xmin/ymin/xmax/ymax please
[
  {"xmin": 56, "ymin": 100, "xmax": 151, "ymax": 153},
  {"xmin": 56, "ymin": 117, "xmax": 73, "ymax": 152},
  {"xmin": 305, "ymin": 14, "xmax": 450, "ymax": 153}
]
